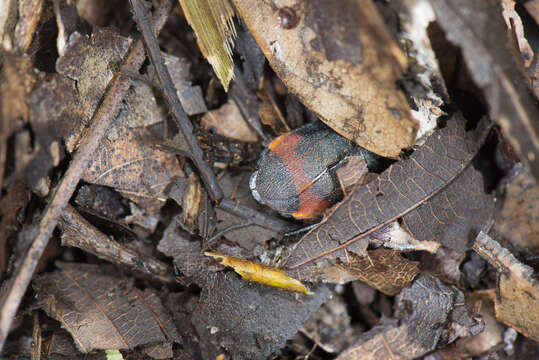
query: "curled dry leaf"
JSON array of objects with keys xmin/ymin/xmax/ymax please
[
  {"xmin": 232, "ymin": 0, "xmax": 418, "ymax": 158},
  {"xmin": 285, "ymin": 113, "xmax": 493, "ymax": 277},
  {"xmin": 205, "ymin": 251, "xmax": 312, "ymax": 294},
  {"xmin": 472, "ymin": 231, "xmax": 539, "ymax": 342},
  {"xmin": 34, "ymin": 263, "xmax": 180, "ymax": 353}
]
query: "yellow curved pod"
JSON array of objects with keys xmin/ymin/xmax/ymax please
[{"xmin": 205, "ymin": 252, "xmax": 313, "ymax": 295}]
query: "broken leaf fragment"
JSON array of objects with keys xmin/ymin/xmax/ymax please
[
  {"xmin": 205, "ymin": 251, "xmax": 312, "ymax": 295},
  {"xmin": 179, "ymin": 0, "xmax": 236, "ymax": 91}
]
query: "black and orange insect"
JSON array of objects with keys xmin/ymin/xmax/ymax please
[{"xmin": 250, "ymin": 122, "xmax": 379, "ymax": 219}]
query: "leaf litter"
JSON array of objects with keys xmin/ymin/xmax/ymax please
[{"xmin": 0, "ymin": 0, "xmax": 538, "ymax": 359}]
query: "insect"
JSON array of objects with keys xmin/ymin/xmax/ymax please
[
  {"xmin": 277, "ymin": 7, "xmax": 298, "ymax": 29},
  {"xmin": 250, "ymin": 122, "xmax": 379, "ymax": 219}
]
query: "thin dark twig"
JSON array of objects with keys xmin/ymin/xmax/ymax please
[
  {"xmin": 129, "ymin": 0, "xmax": 224, "ymax": 202},
  {"xmin": 0, "ymin": 1, "xmax": 173, "ymax": 352}
]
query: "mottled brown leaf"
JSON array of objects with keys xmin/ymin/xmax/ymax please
[
  {"xmin": 286, "ymin": 113, "xmax": 493, "ymax": 274},
  {"xmin": 473, "ymin": 232, "xmax": 539, "ymax": 341},
  {"xmin": 337, "ymin": 275, "xmax": 483, "ymax": 360},
  {"xmin": 232, "ymin": 0, "xmax": 418, "ymax": 158},
  {"xmin": 430, "ymin": 0, "xmax": 539, "ymax": 179},
  {"xmin": 334, "ymin": 250, "xmax": 419, "ymax": 296},
  {"xmin": 56, "ymin": 28, "xmax": 131, "ymax": 120},
  {"xmin": 35, "ymin": 263, "xmax": 180, "ymax": 353},
  {"xmin": 192, "ymin": 272, "xmax": 330, "ymax": 360},
  {"xmin": 83, "ymin": 127, "xmax": 183, "ymax": 203}
]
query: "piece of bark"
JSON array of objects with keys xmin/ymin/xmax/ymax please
[
  {"xmin": 232, "ymin": 0, "xmax": 418, "ymax": 158},
  {"xmin": 430, "ymin": 0, "xmax": 539, "ymax": 179},
  {"xmin": 472, "ymin": 231, "xmax": 539, "ymax": 342},
  {"xmin": 285, "ymin": 113, "xmax": 492, "ymax": 276},
  {"xmin": 35, "ymin": 263, "xmax": 180, "ymax": 353}
]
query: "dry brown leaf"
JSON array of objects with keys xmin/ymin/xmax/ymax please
[
  {"xmin": 83, "ymin": 127, "xmax": 183, "ymax": 206},
  {"xmin": 232, "ymin": 0, "xmax": 418, "ymax": 158},
  {"xmin": 334, "ymin": 250, "xmax": 419, "ymax": 296},
  {"xmin": 473, "ymin": 232, "xmax": 539, "ymax": 342},
  {"xmin": 35, "ymin": 263, "xmax": 180, "ymax": 353},
  {"xmin": 285, "ymin": 114, "xmax": 493, "ymax": 276},
  {"xmin": 201, "ymin": 99, "xmax": 259, "ymax": 142}
]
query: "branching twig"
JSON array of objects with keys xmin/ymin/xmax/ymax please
[{"xmin": 0, "ymin": 1, "xmax": 173, "ymax": 352}]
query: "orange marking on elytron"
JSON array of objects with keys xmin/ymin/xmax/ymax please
[
  {"xmin": 268, "ymin": 134, "xmax": 287, "ymax": 150},
  {"xmin": 270, "ymin": 134, "xmax": 330, "ymax": 218}
]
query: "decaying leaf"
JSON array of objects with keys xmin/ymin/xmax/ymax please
[
  {"xmin": 34, "ymin": 263, "xmax": 180, "ymax": 353},
  {"xmin": 430, "ymin": 0, "xmax": 539, "ymax": 179},
  {"xmin": 205, "ymin": 251, "xmax": 312, "ymax": 295},
  {"xmin": 192, "ymin": 271, "xmax": 330, "ymax": 360},
  {"xmin": 332, "ymin": 249, "xmax": 419, "ymax": 296},
  {"xmin": 233, "ymin": 0, "xmax": 418, "ymax": 158},
  {"xmin": 201, "ymin": 99, "xmax": 259, "ymax": 142},
  {"xmin": 495, "ymin": 168, "xmax": 539, "ymax": 252},
  {"xmin": 56, "ymin": 28, "xmax": 132, "ymax": 126},
  {"xmin": 336, "ymin": 274, "xmax": 483, "ymax": 360},
  {"xmin": 472, "ymin": 231, "xmax": 539, "ymax": 342},
  {"xmin": 285, "ymin": 113, "xmax": 493, "ymax": 277},
  {"xmin": 83, "ymin": 127, "xmax": 183, "ymax": 207},
  {"xmin": 179, "ymin": 0, "xmax": 236, "ymax": 90}
]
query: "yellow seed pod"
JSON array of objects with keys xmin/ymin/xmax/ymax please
[{"xmin": 205, "ymin": 251, "xmax": 313, "ymax": 295}]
